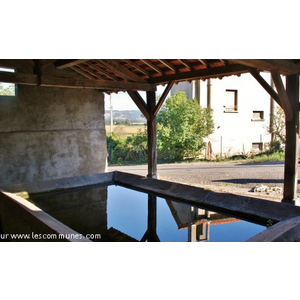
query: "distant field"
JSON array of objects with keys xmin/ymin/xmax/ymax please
[{"xmin": 106, "ymin": 124, "xmax": 146, "ymax": 138}]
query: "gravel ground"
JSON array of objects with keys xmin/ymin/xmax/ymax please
[{"xmin": 109, "ymin": 160, "xmax": 300, "ymax": 202}]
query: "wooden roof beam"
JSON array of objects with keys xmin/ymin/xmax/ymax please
[
  {"xmin": 70, "ymin": 66, "xmax": 95, "ymax": 80},
  {"xmin": 97, "ymin": 59, "xmax": 147, "ymax": 83},
  {"xmin": 123, "ymin": 59, "xmax": 152, "ymax": 77},
  {"xmin": 85, "ymin": 61, "xmax": 118, "ymax": 81},
  {"xmin": 148, "ymin": 64, "xmax": 251, "ymax": 84},
  {"xmin": 154, "ymin": 81, "xmax": 174, "ymax": 116},
  {"xmin": 127, "ymin": 91, "xmax": 150, "ymax": 120},
  {"xmin": 229, "ymin": 59, "xmax": 299, "ymax": 75},
  {"xmin": 158, "ymin": 60, "xmax": 177, "ymax": 73},
  {"xmin": 74, "ymin": 64, "xmax": 104, "ymax": 80},
  {"xmin": 0, "ymin": 71, "xmax": 156, "ymax": 92},
  {"xmin": 177, "ymin": 59, "xmax": 192, "ymax": 71},
  {"xmin": 271, "ymin": 70, "xmax": 294, "ymax": 121},
  {"xmin": 55, "ymin": 59, "xmax": 89, "ymax": 69},
  {"xmin": 250, "ymin": 69, "xmax": 282, "ymax": 107},
  {"xmin": 140, "ymin": 59, "xmax": 164, "ymax": 75}
]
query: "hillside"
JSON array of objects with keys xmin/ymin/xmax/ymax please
[{"xmin": 105, "ymin": 110, "xmax": 146, "ymax": 124}]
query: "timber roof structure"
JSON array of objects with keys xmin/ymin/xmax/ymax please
[
  {"xmin": 54, "ymin": 59, "xmax": 300, "ymax": 92},
  {"xmin": 1, "ymin": 59, "xmax": 299, "ymax": 94}
]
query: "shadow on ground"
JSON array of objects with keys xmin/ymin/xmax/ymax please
[{"xmin": 212, "ymin": 178, "xmax": 287, "ymax": 185}]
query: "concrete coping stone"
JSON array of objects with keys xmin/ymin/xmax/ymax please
[
  {"xmin": 2, "ymin": 171, "xmax": 300, "ymax": 242},
  {"xmin": 248, "ymin": 215, "xmax": 300, "ymax": 242},
  {"xmin": 0, "ymin": 172, "xmax": 115, "ymax": 194}
]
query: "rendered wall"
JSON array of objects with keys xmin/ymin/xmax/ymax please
[
  {"xmin": 0, "ymin": 60, "xmax": 107, "ymax": 186},
  {"xmin": 171, "ymin": 73, "xmax": 273, "ymax": 157}
]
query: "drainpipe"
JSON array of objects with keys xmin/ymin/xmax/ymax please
[
  {"xmin": 207, "ymin": 79, "xmax": 211, "ymax": 109},
  {"xmin": 269, "ymin": 77, "xmax": 275, "ymax": 143},
  {"xmin": 195, "ymin": 79, "xmax": 201, "ymax": 105},
  {"xmin": 110, "ymin": 94, "xmax": 113, "ymax": 134}
]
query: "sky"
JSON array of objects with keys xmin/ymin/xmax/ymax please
[{"xmin": 104, "ymin": 85, "xmax": 168, "ymax": 111}]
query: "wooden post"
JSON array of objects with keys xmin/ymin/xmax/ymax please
[
  {"xmin": 282, "ymin": 74, "xmax": 299, "ymax": 205},
  {"xmin": 147, "ymin": 90, "xmax": 157, "ymax": 178}
]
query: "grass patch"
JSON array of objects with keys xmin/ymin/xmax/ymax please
[{"xmin": 249, "ymin": 151, "xmax": 285, "ymax": 163}]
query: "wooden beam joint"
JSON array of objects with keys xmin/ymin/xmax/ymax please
[{"xmin": 271, "ymin": 70, "xmax": 293, "ymax": 121}]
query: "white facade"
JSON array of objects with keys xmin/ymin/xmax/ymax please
[{"xmin": 171, "ymin": 72, "xmax": 276, "ymax": 158}]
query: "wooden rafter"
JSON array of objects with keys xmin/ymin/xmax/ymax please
[
  {"xmin": 86, "ymin": 61, "xmax": 118, "ymax": 81},
  {"xmin": 198, "ymin": 59, "xmax": 208, "ymax": 67},
  {"xmin": 74, "ymin": 64, "xmax": 103, "ymax": 80},
  {"xmin": 97, "ymin": 59, "xmax": 146, "ymax": 82},
  {"xmin": 158, "ymin": 60, "xmax": 177, "ymax": 73},
  {"xmin": 140, "ymin": 59, "xmax": 164, "ymax": 75},
  {"xmin": 177, "ymin": 59, "xmax": 192, "ymax": 70},
  {"xmin": 70, "ymin": 66, "xmax": 95, "ymax": 80},
  {"xmin": 123, "ymin": 59, "xmax": 152, "ymax": 77},
  {"xmin": 148, "ymin": 64, "xmax": 251, "ymax": 84},
  {"xmin": 55, "ymin": 59, "xmax": 89, "ymax": 69}
]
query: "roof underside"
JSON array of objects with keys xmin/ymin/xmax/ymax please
[
  {"xmin": 1, "ymin": 59, "xmax": 300, "ymax": 94},
  {"xmin": 52, "ymin": 59, "xmax": 300, "ymax": 93}
]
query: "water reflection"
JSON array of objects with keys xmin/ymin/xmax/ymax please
[{"xmin": 28, "ymin": 185, "xmax": 265, "ymax": 242}]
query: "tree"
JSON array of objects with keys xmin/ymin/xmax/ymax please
[
  {"xmin": 269, "ymin": 106, "xmax": 285, "ymax": 146},
  {"xmin": 0, "ymin": 83, "xmax": 15, "ymax": 96},
  {"xmin": 156, "ymin": 92, "xmax": 214, "ymax": 161}
]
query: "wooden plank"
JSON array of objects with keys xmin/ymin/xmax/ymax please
[
  {"xmin": 0, "ymin": 71, "xmax": 38, "ymax": 85},
  {"xmin": 127, "ymin": 91, "xmax": 150, "ymax": 120},
  {"xmin": 97, "ymin": 59, "xmax": 147, "ymax": 82},
  {"xmin": 250, "ymin": 69, "xmax": 282, "ymax": 107},
  {"xmin": 55, "ymin": 59, "xmax": 89, "ymax": 69},
  {"xmin": 271, "ymin": 70, "xmax": 293, "ymax": 121},
  {"xmin": 154, "ymin": 81, "xmax": 174, "ymax": 116},
  {"xmin": 149, "ymin": 64, "xmax": 251, "ymax": 84},
  {"xmin": 0, "ymin": 71, "xmax": 156, "ymax": 91}
]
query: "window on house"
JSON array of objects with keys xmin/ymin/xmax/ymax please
[
  {"xmin": 224, "ymin": 89, "xmax": 238, "ymax": 112},
  {"xmin": 252, "ymin": 111, "xmax": 264, "ymax": 121},
  {"xmin": 252, "ymin": 142, "xmax": 263, "ymax": 151},
  {"xmin": 0, "ymin": 67, "xmax": 16, "ymax": 97}
]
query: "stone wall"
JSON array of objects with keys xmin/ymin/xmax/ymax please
[{"xmin": 0, "ymin": 60, "xmax": 107, "ymax": 186}]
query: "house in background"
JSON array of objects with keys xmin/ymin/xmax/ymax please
[{"xmin": 171, "ymin": 72, "xmax": 277, "ymax": 158}]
